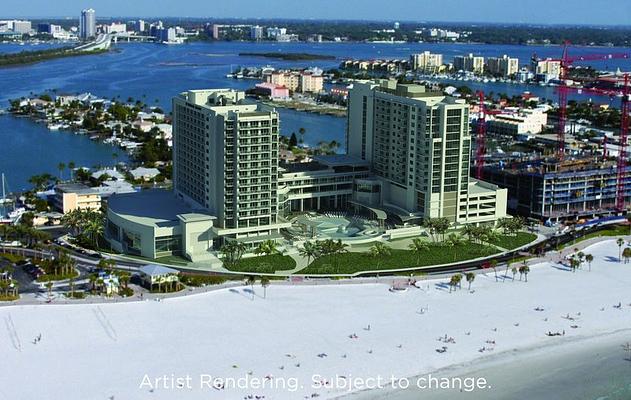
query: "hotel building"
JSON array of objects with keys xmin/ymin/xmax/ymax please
[
  {"xmin": 106, "ymin": 84, "xmax": 507, "ymax": 262},
  {"xmin": 346, "ymin": 80, "xmax": 507, "ymax": 225}
]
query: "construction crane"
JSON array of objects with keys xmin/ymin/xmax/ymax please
[
  {"xmin": 543, "ymin": 42, "xmax": 630, "ymax": 160},
  {"xmin": 474, "ymin": 91, "xmax": 504, "ymax": 180},
  {"xmin": 616, "ymin": 73, "xmax": 630, "ymax": 212},
  {"xmin": 475, "ymin": 91, "xmax": 486, "ymax": 180}
]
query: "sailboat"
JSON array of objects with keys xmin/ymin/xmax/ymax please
[
  {"xmin": 0, "ymin": 174, "xmax": 25, "ymax": 225},
  {"xmin": 0, "ymin": 174, "xmax": 13, "ymax": 205}
]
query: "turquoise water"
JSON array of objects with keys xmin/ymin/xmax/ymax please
[{"xmin": 1, "ymin": 41, "xmax": 630, "ymax": 189}]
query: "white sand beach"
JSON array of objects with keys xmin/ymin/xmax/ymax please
[{"xmin": 1, "ymin": 239, "xmax": 630, "ymax": 400}]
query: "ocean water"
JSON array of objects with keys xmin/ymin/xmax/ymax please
[
  {"xmin": 353, "ymin": 333, "xmax": 631, "ymax": 400},
  {"xmin": 1, "ymin": 41, "xmax": 630, "ymax": 189}
]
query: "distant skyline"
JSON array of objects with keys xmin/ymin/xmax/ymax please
[{"xmin": 2, "ymin": 0, "xmax": 630, "ymax": 26}]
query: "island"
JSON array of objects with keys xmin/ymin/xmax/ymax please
[
  {"xmin": 238, "ymin": 52, "xmax": 336, "ymax": 61},
  {"xmin": 0, "ymin": 46, "xmax": 109, "ymax": 67}
]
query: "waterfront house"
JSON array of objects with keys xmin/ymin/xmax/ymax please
[
  {"xmin": 91, "ymin": 168, "xmax": 125, "ymax": 181},
  {"xmin": 130, "ymin": 167, "xmax": 160, "ymax": 181}
]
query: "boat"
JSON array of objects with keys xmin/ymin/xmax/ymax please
[
  {"xmin": 0, "ymin": 174, "xmax": 24, "ymax": 225},
  {"xmin": 47, "ymin": 123, "xmax": 62, "ymax": 130},
  {"xmin": 0, "ymin": 174, "xmax": 14, "ymax": 205}
]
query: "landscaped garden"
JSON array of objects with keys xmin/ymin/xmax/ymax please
[
  {"xmin": 229, "ymin": 254, "xmax": 297, "ymax": 273},
  {"xmin": 299, "ymin": 242, "xmax": 499, "ymax": 275},
  {"xmin": 486, "ymin": 231, "xmax": 538, "ymax": 250}
]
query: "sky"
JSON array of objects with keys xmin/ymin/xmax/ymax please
[{"xmin": 2, "ymin": 0, "xmax": 630, "ymax": 25}]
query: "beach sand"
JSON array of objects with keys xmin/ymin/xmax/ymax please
[
  {"xmin": 345, "ymin": 330, "xmax": 631, "ymax": 400},
  {"xmin": 0, "ymin": 239, "xmax": 630, "ymax": 399}
]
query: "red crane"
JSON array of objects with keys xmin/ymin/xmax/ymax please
[
  {"xmin": 616, "ymin": 73, "xmax": 630, "ymax": 212},
  {"xmin": 474, "ymin": 92, "xmax": 503, "ymax": 180},
  {"xmin": 542, "ymin": 42, "xmax": 630, "ymax": 160},
  {"xmin": 475, "ymin": 91, "xmax": 486, "ymax": 180}
]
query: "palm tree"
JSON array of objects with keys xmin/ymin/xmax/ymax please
[
  {"xmin": 408, "ymin": 238, "xmax": 429, "ymax": 265},
  {"xmin": 465, "ymin": 272, "xmax": 475, "ymax": 290},
  {"xmin": 220, "ymin": 241, "xmax": 247, "ymax": 269},
  {"xmin": 490, "ymin": 259, "xmax": 498, "ymax": 282},
  {"xmin": 68, "ymin": 276, "xmax": 75, "ymax": 298},
  {"xmin": 45, "ymin": 280, "xmax": 54, "ymax": 300},
  {"xmin": 577, "ymin": 251, "xmax": 585, "ymax": 269},
  {"xmin": 245, "ymin": 276, "xmax": 256, "ymax": 300},
  {"xmin": 569, "ymin": 256, "xmax": 579, "ymax": 273},
  {"xmin": 57, "ymin": 162, "xmax": 66, "ymax": 180},
  {"xmin": 617, "ymin": 238, "xmax": 625, "ymax": 262},
  {"xmin": 88, "ymin": 273, "xmax": 97, "ymax": 293},
  {"xmin": 503, "ymin": 261, "xmax": 511, "ymax": 282},
  {"xmin": 623, "ymin": 247, "xmax": 631, "ymax": 264},
  {"xmin": 445, "ymin": 233, "xmax": 464, "ymax": 261},
  {"xmin": 260, "ymin": 276, "xmax": 270, "ymax": 299},
  {"xmin": 254, "ymin": 240, "xmax": 280, "ymax": 257},
  {"xmin": 519, "ymin": 265, "xmax": 530, "ymax": 282},
  {"xmin": 298, "ymin": 241, "xmax": 319, "ymax": 267},
  {"xmin": 585, "ymin": 253, "xmax": 594, "ymax": 271},
  {"xmin": 449, "ymin": 274, "xmax": 462, "ymax": 293},
  {"xmin": 461, "ymin": 224, "xmax": 477, "ymax": 243},
  {"xmin": 511, "ymin": 266, "xmax": 518, "ymax": 281},
  {"xmin": 68, "ymin": 161, "xmax": 76, "ymax": 181},
  {"xmin": 369, "ymin": 242, "xmax": 392, "ymax": 269}
]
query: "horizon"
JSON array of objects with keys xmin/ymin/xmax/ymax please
[{"xmin": 2, "ymin": 0, "xmax": 630, "ymax": 26}]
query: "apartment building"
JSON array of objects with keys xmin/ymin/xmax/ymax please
[
  {"xmin": 346, "ymin": 80, "xmax": 507, "ymax": 225},
  {"xmin": 486, "ymin": 55, "xmax": 519, "ymax": 77},
  {"xmin": 410, "ymin": 51, "xmax": 444, "ymax": 73},
  {"xmin": 172, "ymin": 89, "xmax": 288, "ymax": 238},
  {"xmin": 482, "ymin": 158, "xmax": 631, "ymax": 222},
  {"xmin": 54, "ymin": 183, "xmax": 102, "ymax": 214},
  {"xmin": 266, "ymin": 70, "xmax": 323, "ymax": 93},
  {"xmin": 453, "ymin": 53, "xmax": 484, "ymax": 74},
  {"xmin": 80, "ymin": 8, "xmax": 96, "ymax": 40},
  {"xmin": 532, "ymin": 58, "xmax": 562, "ymax": 82},
  {"xmin": 486, "ymin": 108, "xmax": 548, "ymax": 136}
]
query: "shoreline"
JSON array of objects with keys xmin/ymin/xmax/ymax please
[{"xmin": 340, "ymin": 329, "xmax": 631, "ymax": 400}]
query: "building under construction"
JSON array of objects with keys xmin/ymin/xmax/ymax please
[{"xmin": 481, "ymin": 157, "xmax": 631, "ymax": 223}]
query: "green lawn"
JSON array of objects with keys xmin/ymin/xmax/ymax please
[
  {"xmin": 560, "ymin": 224, "xmax": 629, "ymax": 249},
  {"xmin": 299, "ymin": 243, "xmax": 499, "ymax": 275},
  {"xmin": 487, "ymin": 232, "xmax": 538, "ymax": 250},
  {"xmin": 226, "ymin": 254, "xmax": 297, "ymax": 274}
]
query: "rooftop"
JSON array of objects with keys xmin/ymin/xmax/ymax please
[
  {"xmin": 108, "ymin": 190, "xmax": 207, "ymax": 228},
  {"xmin": 312, "ymin": 154, "xmax": 370, "ymax": 168}
]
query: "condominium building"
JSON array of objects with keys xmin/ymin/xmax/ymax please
[
  {"xmin": 250, "ymin": 25, "xmax": 263, "ymax": 40},
  {"xmin": 300, "ymin": 71, "xmax": 324, "ymax": 93},
  {"xmin": 482, "ymin": 158, "xmax": 631, "ymax": 222},
  {"xmin": 54, "ymin": 183, "xmax": 102, "ymax": 214},
  {"xmin": 410, "ymin": 51, "xmax": 443, "ymax": 73},
  {"xmin": 80, "ymin": 8, "xmax": 96, "ymax": 40},
  {"xmin": 268, "ymin": 71, "xmax": 300, "ymax": 92},
  {"xmin": 453, "ymin": 53, "xmax": 484, "ymax": 74},
  {"xmin": 103, "ymin": 22, "xmax": 127, "ymax": 34},
  {"xmin": 266, "ymin": 70, "xmax": 323, "ymax": 93},
  {"xmin": 172, "ymin": 89, "xmax": 286, "ymax": 235},
  {"xmin": 135, "ymin": 20, "xmax": 146, "ymax": 33},
  {"xmin": 346, "ymin": 80, "xmax": 507, "ymax": 225},
  {"xmin": 107, "ymin": 89, "xmax": 290, "ymax": 261},
  {"xmin": 11, "ymin": 20, "xmax": 31, "ymax": 34},
  {"xmin": 486, "ymin": 108, "xmax": 548, "ymax": 136},
  {"xmin": 532, "ymin": 58, "xmax": 562, "ymax": 81},
  {"xmin": 486, "ymin": 55, "xmax": 519, "ymax": 78}
]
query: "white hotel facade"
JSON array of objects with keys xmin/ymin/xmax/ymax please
[{"xmin": 106, "ymin": 84, "xmax": 507, "ymax": 262}]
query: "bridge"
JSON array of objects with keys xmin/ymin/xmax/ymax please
[
  {"xmin": 111, "ymin": 33, "xmax": 156, "ymax": 43},
  {"xmin": 74, "ymin": 34, "xmax": 113, "ymax": 52}
]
